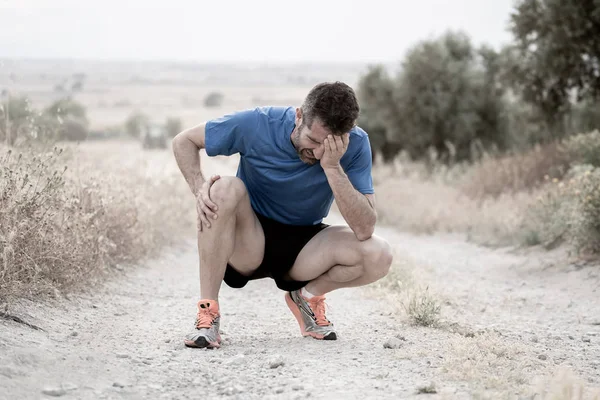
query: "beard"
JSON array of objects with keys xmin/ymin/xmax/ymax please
[{"xmin": 292, "ymin": 124, "xmax": 318, "ymax": 165}]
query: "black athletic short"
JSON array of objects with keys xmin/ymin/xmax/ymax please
[{"xmin": 223, "ymin": 212, "xmax": 329, "ymax": 292}]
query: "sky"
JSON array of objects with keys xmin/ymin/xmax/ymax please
[{"xmin": 0, "ymin": 0, "xmax": 516, "ymax": 63}]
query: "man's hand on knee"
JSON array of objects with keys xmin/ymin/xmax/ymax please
[{"xmin": 196, "ymin": 175, "xmax": 220, "ymax": 231}]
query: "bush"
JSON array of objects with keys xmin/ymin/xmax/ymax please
[
  {"xmin": 0, "ymin": 141, "xmax": 195, "ymax": 301},
  {"xmin": 165, "ymin": 117, "xmax": 183, "ymax": 139},
  {"xmin": 0, "ymin": 95, "xmax": 34, "ymax": 145},
  {"xmin": 125, "ymin": 111, "xmax": 150, "ymax": 138},
  {"xmin": 58, "ymin": 119, "xmax": 88, "ymax": 142},
  {"xmin": 564, "ymin": 130, "xmax": 600, "ymax": 168},
  {"xmin": 522, "ymin": 165, "xmax": 600, "ymax": 255},
  {"xmin": 204, "ymin": 92, "xmax": 224, "ymax": 108},
  {"xmin": 460, "ymin": 143, "xmax": 572, "ymax": 198}
]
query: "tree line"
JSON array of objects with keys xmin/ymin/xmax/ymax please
[{"xmin": 357, "ymin": 0, "xmax": 600, "ymax": 163}]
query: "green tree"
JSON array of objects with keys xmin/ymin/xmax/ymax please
[
  {"xmin": 358, "ymin": 31, "xmax": 509, "ymax": 163},
  {"xmin": 356, "ymin": 65, "xmax": 398, "ymax": 161},
  {"xmin": 505, "ymin": 0, "xmax": 600, "ymax": 139}
]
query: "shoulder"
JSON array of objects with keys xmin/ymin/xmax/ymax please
[
  {"xmin": 350, "ymin": 125, "xmax": 369, "ymax": 142},
  {"xmin": 255, "ymin": 105, "xmax": 296, "ymax": 124},
  {"xmin": 348, "ymin": 125, "xmax": 371, "ymax": 153}
]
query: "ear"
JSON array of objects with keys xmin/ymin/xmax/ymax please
[{"xmin": 295, "ymin": 107, "xmax": 302, "ymax": 124}]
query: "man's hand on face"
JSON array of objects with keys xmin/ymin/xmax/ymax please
[{"xmin": 320, "ymin": 133, "xmax": 349, "ymax": 171}]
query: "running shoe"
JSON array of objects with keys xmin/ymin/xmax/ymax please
[
  {"xmin": 184, "ymin": 300, "xmax": 221, "ymax": 348},
  {"xmin": 285, "ymin": 290, "xmax": 337, "ymax": 340}
]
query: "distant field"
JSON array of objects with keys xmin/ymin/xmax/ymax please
[{"xmin": 0, "ymin": 59, "xmax": 368, "ymax": 130}]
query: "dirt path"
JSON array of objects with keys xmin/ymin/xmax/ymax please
[{"xmin": 1, "ymin": 212, "xmax": 599, "ymax": 399}]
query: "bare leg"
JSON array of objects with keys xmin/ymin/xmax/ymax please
[
  {"xmin": 287, "ymin": 226, "xmax": 393, "ymax": 296},
  {"xmin": 198, "ymin": 177, "xmax": 264, "ymax": 300}
]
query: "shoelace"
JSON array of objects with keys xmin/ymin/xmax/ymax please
[
  {"xmin": 195, "ymin": 307, "xmax": 217, "ymax": 329},
  {"xmin": 308, "ymin": 296, "xmax": 330, "ymax": 326}
]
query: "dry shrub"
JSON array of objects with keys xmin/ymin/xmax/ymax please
[
  {"xmin": 460, "ymin": 143, "xmax": 572, "ymax": 199},
  {"xmin": 564, "ymin": 130, "xmax": 600, "ymax": 168},
  {"xmin": 402, "ymin": 286, "xmax": 441, "ymax": 327},
  {"xmin": 529, "ymin": 368, "xmax": 600, "ymax": 400},
  {"xmin": 443, "ymin": 332, "xmax": 542, "ymax": 396},
  {"xmin": 523, "ymin": 166, "xmax": 600, "ymax": 254},
  {"xmin": 0, "ymin": 140, "xmax": 194, "ymax": 301},
  {"xmin": 373, "ymin": 162, "xmax": 536, "ymax": 246}
]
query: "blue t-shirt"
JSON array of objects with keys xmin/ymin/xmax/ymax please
[{"xmin": 204, "ymin": 106, "xmax": 374, "ymax": 226}]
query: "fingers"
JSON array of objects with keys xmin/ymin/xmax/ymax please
[
  {"xmin": 326, "ymin": 135, "xmax": 346, "ymax": 154},
  {"xmin": 196, "ymin": 202, "xmax": 211, "ymax": 230},
  {"xmin": 334, "ymin": 135, "xmax": 344, "ymax": 151},
  {"xmin": 342, "ymin": 133, "xmax": 350, "ymax": 148},
  {"xmin": 325, "ymin": 136, "xmax": 333, "ymax": 154},
  {"xmin": 202, "ymin": 175, "xmax": 220, "ymax": 212}
]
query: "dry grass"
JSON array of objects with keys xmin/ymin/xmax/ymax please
[
  {"xmin": 528, "ymin": 369, "xmax": 600, "ymax": 400},
  {"xmin": 460, "ymin": 143, "xmax": 571, "ymax": 199},
  {"xmin": 372, "ymin": 160, "xmax": 537, "ymax": 246},
  {"xmin": 402, "ymin": 286, "xmax": 441, "ymax": 327},
  {"xmin": 0, "ymin": 140, "xmax": 196, "ymax": 302},
  {"xmin": 443, "ymin": 331, "xmax": 545, "ymax": 397},
  {"xmin": 373, "ymin": 130, "xmax": 600, "ymax": 256}
]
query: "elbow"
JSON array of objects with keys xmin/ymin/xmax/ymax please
[
  {"xmin": 355, "ymin": 213, "xmax": 377, "ymax": 241},
  {"xmin": 355, "ymin": 225, "xmax": 375, "ymax": 242},
  {"xmin": 172, "ymin": 131, "xmax": 184, "ymax": 148}
]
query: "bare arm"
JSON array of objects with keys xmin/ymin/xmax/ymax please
[
  {"xmin": 172, "ymin": 123, "xmax": 208, "ymax": 196},
  {"xmin": 320, "ymin": 134, "xmax": 377, "ymax": 241},
  {"xmin": 324, "ymin": 165, "xmax": 377, "ymax": 241}
]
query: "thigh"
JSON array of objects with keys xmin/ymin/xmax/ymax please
[
  {"xmin": 213, "ymin": 179, "xmax": 265, "ymax": 275},
  {"xmin": 286, "ymin": 225, "xmax": 365, "ymax": 282}
]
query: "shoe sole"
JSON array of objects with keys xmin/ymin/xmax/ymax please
[
  {"xmin": 285, "ymin": 293, "xmax": 337, "ymax": 341},
  {"xmin": 184, "ymin": 335, "xmax": 221, "ymax": 349}
]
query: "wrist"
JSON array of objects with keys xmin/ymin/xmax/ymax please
[{"xmin": 323, "ymin": 163, "xmax": 343, "ymax": 174}]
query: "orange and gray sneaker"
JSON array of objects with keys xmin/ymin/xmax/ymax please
[
  {"xmin": 285, "ymin": 290, "xmax": 337, "ymax": 340},
  {"xmin": 184, "ymin": 300, "xmax": 221, "ymax": 349}
]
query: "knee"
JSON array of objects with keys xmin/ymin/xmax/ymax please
[
  {"xmin": 209, "ymin": 177, "xmax": 247, "ymax": 209},
  {"xmin": 361, "ymin": 236, "xmax": 393, "ymax": 280}
]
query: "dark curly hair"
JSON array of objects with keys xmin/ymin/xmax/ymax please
[{"xmin": 301, "ymin": 81, "xmax": 360, "ymax": 135}]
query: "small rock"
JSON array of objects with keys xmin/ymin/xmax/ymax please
[
  {"xmin": 383, "ymin": 337, "xmax": 403, "ymax": 349},
  {"xmin": 538, "ymin": 354, "xmax": 548, "ymax": 361},
  {"xmin": 164, "ymin": 339, "xmax": 171, "ymax": 343},
  {"xmin": 116, "ymin": 353, "xmax": 129, "ymax": 359},
  {"xmin": 583, "ymin": 337, "xmax": 592, "ymax": 343},
  {"xmin": 531, "ymin": 336, "xmax": 539, "ymax": 343},
  {"xmin": 62, "ymin": 383, "xmax": 78, "ymax": 391},
  {"xmin": 269, "ymin": 355, "xmax": 285, "ymax": 369},
  {"xmin": 292, "ymin": 384, "xmax": 304, "ymax": 391},
  {"xmin": 70, "ymin": 331, "xmax": 79, "ymax": 337},
  {"xmin": 395, "ymin": 334, "xmax": 407, "ymax": 341},
  {"xmin": 569, "ymin": 335, "xmax": 575, "ymax": 340},
  {"xmin": 113, "ymin": 382, "xmax": 126, "ymax": 388},
  {"xmin": 275, "ymin": 388, "xmax": 284, "ymax": 394},
  {"xmin": 553, "ymin": 335, "xmax": 562, "ymax": 341},
  {"xmin": 42, "ymin": 387, "xmax": 67, "ymax": 397}
]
